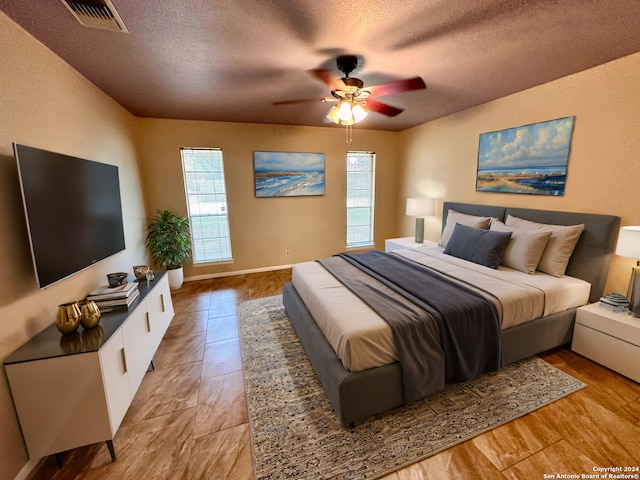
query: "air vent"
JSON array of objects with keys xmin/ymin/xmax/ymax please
[{"xmin": 61, "ymin": 0, "xmax": 128, "ymax": 32}]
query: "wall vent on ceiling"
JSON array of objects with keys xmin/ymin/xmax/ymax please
[{"xmin": 61, "ymin": 0, "xmax": 128, "ymax": 33}]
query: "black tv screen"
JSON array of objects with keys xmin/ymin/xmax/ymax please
[{"xmin": 14, "ymin": 144, "xmax": 126, "ymax": 288}]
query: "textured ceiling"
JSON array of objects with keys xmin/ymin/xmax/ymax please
[{"xmin": 2, "ymin": 0, "xmax": 640, "ymax": 131}]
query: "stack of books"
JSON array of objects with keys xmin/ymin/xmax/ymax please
[
  {"xmin": 599, "ymin": 293, "xmax": 629, "ymax": 312},
  {"xmin": 87, "ymin": 282, "xmax": 140, "ymax": 310}
]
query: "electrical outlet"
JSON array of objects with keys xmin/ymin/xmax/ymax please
[{"xmin": 285, "ymin": 250, "xmax": 291, "ymax": 256}]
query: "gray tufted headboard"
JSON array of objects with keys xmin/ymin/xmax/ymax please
[{"xmin": 442, "ymin": 202, "xmax": 621, "ymax": 303}]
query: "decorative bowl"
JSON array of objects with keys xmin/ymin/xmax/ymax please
[{"xmin": 107, "ymin": 272, "xmax": 128, "ymax": 287}]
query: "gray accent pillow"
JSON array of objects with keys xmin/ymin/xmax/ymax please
[
  {"xmin": 490, "ymin": 219, "xmax": 552, "ymax": 274},
  {"xmin": 505, "ymin": 215, "xmax": 585, "ymax": 277},
  {"xmin": 444, "ymin": 223, "xmax": 512, "ymax": 269},
  {"xmin": 438, "ymin": 210, "xmax": 493, "ymax": 248}
]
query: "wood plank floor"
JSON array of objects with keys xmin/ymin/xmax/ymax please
[{"xmin": 31, "ymin": 270, "xmax": 640, "ymax": 480}]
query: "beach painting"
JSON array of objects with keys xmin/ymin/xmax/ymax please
[
  {"xmin": 253, "ymin": 151, "xmax": 325, "ymax": 197},
  {"xmin": 476, "ymin": 117, "xmax": 575, "ymax": 196}
]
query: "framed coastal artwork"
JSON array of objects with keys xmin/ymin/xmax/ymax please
[
  {"xmin": 253, "ymin": 151, "xmax": 325, "ymax": 197},
  {"xmin": 476, "ymin": 116, "xmax": 575, "ymax": 196}
]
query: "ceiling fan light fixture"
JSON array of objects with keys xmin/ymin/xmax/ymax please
[
  {"xmin": 338, "ymin": 101, "xmax": 353, "ymax": 122},
  {"xmin": 326, "ymin": 105, "xmax": 341, "ymax": 124},
  {"xmin": 327, "ymin": 101, "xmax": 365, "ymax": 126},
  {"xmin": 274, "ymin": 54, "xmax": 427, "ymax": 137},
  {"xmin": 352, "ymin": 104, "xmax": 368, "ymax": 123}
]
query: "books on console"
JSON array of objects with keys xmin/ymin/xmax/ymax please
[{"xmin": 87, "ymin": 282, "xmax": 140, "ymax": 309}]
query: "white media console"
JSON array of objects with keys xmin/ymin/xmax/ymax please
[{"xmin": 3, "ymin": 271, "xmax": 174, "ymax": 462}]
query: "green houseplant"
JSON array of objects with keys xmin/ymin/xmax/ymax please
[{"xmin": 145, "ymin": 209, "xmax": 192, "ymax": 289}]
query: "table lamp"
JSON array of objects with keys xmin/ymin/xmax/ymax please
[
  {"xmin": 406, "ymin": 197, "xmax": 434, "ymax": 243},
  {"xmin": 614, "ymin": 226, "xmax": 640, "ymax": 317}
]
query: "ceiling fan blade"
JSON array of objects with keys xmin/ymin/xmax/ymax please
[
  {"xmin": 365, "ymin": 99, "xmax": 404, "ymax": 117},
  {"xmin": 272, "ymin": 98, "xmax": 331, "ymax": 106},
  {"xmin": 272, "ymin": 98, "xmax": 317, "ymax": 105},
  {"xmin": 367, "ymin": 76, "xmax": 426, "ymax": 97},
  {"xmin": 310, "ymin": 69, "xmax": 346, "ymax": 91}
]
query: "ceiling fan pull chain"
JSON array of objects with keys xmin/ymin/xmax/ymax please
[{"xmin": 345, "ymin": 124, "xmax": 353, "ymax": 145}]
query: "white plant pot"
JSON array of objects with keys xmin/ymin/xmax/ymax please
[{"xmin": 167, "ymin": 266, "xmax": 184, "ymax": 290}]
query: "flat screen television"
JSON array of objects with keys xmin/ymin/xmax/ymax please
[{"xmin": 14, "ymin": 144, "xmax": 126, "ymax": 288}]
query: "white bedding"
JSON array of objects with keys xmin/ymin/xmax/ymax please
[{"xmin": 291, "ymin": 244, "xmax": 590, "ymax": 373}]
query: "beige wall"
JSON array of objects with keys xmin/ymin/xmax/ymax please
[
  {"xmin": 136, "ymin": 119, "xmax": 401, "ymax": 279},
  {"xmin": 0, "ymin": 12, "xmax": 146, "ymax": 478},
  {"xmin": 398, "ymin": 52, "xmax": 640, "ymax": 296}
]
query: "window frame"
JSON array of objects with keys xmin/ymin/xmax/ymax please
[
  {"xmin": 346, "ymin": 151, "xmax": 376, "ymax": 248},
  {"xmin": 180, "ymin": 147, "xmax": 233, "ymax": 265}
]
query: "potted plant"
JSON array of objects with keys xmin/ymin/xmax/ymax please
[{"xmin": 145, "ymin": 209, "xmax": 192, "ymax": 290}]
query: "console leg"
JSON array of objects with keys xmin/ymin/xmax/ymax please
[{"xmin": 106, "ymin": 440, "xmax": 116, "ymax": 462}]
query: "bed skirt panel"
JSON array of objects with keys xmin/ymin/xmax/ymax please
[
  {"xmin": 501, "ymin": 308, "xmax": 575, "ymax": 364},
  {"xmin": 283, "ymin": 282, "xmax": 403, "ymax": 425}
]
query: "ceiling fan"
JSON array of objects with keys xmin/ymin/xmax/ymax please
[{"xmin": 273, "ymin": 55, "xmax": 427, "ymax": 126}]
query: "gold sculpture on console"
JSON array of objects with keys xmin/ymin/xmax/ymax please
[
  {"xmin": 133, "ymin": 265, "xmax": 149, "ymax": 280},
  {"xmin": 56, "ymin": 302, "xmax": 81, "ymax": 334},
  {"xmin": 79, "ymin": 300, "xmax": 101, "ymax": 329},
  {"xmin": 133, "ymin": 265, "xmax": 154, "ymax": 281}
]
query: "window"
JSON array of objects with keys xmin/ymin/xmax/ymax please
[
  {"xmin": 181, "ymin": 148, "xmax": 232, "ymax": 263},
  {"xmin": 346, "ymin": 151, "xmax": 376, "ymax": 247}
]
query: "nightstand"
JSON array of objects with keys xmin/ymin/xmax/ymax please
[
  {"xmin": 571, "ymin": 302, "xmax": 640, "ymax": 382},
  {"xmin": 385, "ymin": 237, "xmax": 433, "ymax": 252}
]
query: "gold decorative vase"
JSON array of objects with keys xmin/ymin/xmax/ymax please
[
  {"xmin": 56, "ymin": 302, "xmax": 82, "ymax": 334},
  {"xmin": 79, "ymin": 300, "xmax": 101, "ymax": 329}
]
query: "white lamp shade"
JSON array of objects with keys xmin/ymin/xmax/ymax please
[
  {"xmin": 338, "ymin": 101, "xmax": 353, "ymax": 122},
  {"xmin": 615, "ymin": 226, "xmax": 640, "ymax": 258},
  {"xmin": 326, "ymin": 105, "xmax": 341, "ymax": 124},
  {"xmin": 406, "ymin": 197, "xmax": 434, "ymax": 217},
  {"xmin": 352, "ymin": 104, "xmax": 368, "ymax": 123}
]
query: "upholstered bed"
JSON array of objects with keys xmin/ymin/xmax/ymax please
[{"xmin": 283, "ymin": 202, "xmax": 621, "ymax": 425}]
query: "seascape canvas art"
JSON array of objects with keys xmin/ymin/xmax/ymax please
[
  {"xmin": 254, "ymin": 151, "xmax": 325, "ymax": 197},
  {"xmin": 476, "ymin": 117, "xmax": 575, "ymax": 196}
]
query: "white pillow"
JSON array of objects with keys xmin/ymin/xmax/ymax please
[
  {"xmin": 505, "ymin": 215, "xmax": 584, "ymax": 277},
  {"xmin": 438, "ymin": 210, "xmax": 493, "ymax": 248},
  {"xmin": 490, "ymin": 219, "xmax": 551, "ymax": 274}
]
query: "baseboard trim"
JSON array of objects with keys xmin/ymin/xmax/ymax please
[
  {"xmin": 15, "ymin": 457, "xmax": 40, "ymax": 480},
  {"xmin": 184, "ymin": 264, "xmax": 293, "ymax": 282}
]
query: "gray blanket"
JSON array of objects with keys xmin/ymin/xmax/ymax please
[{"xmin": 318, "ymin": 250, "xmax": 503, "ymax": 403}]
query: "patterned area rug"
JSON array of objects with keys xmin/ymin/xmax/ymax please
[{"xmin": 238, "ymin": 295, "xmax": 585, "ymax": 480}]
